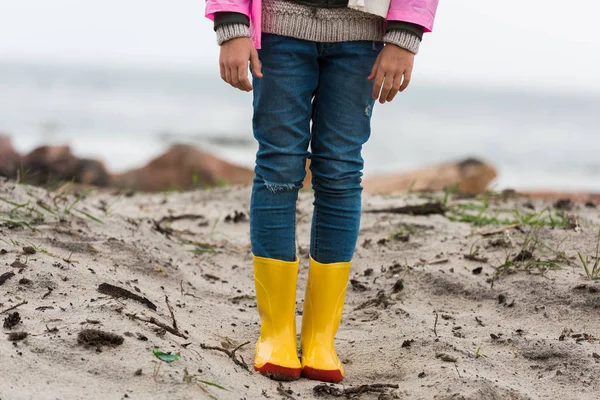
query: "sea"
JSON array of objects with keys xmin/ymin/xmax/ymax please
[{"xmin": 1, "ymin": 61, "xmax": 599, "ymax": 191}]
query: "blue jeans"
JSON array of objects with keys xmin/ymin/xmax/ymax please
[{"xmin": 250, "ymin": 33, "xmax": 383, "ymax": 263}]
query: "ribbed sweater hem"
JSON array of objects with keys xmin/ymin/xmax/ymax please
[{"xmin": 262, "ymin": 13, "xmax": 385, "ymax": 43}]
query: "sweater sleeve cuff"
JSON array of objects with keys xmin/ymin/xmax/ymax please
[
  {"xmin": 386, "ymin": 21, "xmax": 424, "ymax": 40},
  {"xmin": 216, "ymin": 23, "xmax": 251, "ymax": 46},
  {"xmin": 214, "ymin": 12, "xmax": 250, "ymax": 31},
  {"xmin": 383, "ymin": 29, "xmax": 421, "ymax": 55}
]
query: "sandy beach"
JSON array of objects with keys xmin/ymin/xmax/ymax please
[{"xmin": 1, "ymin": 179, "xmax": 600, "ymax": 400}]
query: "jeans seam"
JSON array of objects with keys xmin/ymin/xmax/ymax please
[
  {"xmin": 292, "ymin": 202, "xmax": 297, "ymax": 260},
  {"xmin": 314, "ymin": 205, "xmax": 320, "ymax": 261},
  {"xmin": 311, "ymin": 91, "xmax": 320, "ymax": 262}
]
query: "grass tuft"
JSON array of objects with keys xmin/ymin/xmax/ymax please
[{"xmin": 578, "ymin": 228, "xmax": 600, "ymax": 280}]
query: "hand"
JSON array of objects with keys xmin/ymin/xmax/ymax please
[
  {"xmin": 219, "ymin": 37, "xmax": 263, "ymax": 92},
  {"xmin": 368, "ymin": 44, "xmax": 415, "ymax": 104}
]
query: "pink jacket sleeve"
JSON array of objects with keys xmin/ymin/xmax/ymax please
[
  {"xmin": 205, "ymin": 0, "xmax": 251, "ymax": 21},
  {"xmin": 387, "ymin": 0, "xmax": 439, "ymax": 32}
]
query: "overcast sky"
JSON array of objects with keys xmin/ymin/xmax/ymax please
[{"xmin": 0, "ymin": 0, "xmax": 599, "ymax": 93}]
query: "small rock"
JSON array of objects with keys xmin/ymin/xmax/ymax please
[
  {"xmin": 224, "ymin": 211, "xmax": 247, "ymax": 223},
  {"xmin": 392, "ymin": 279, "xmax": 404, "ymax": 293},
  {"xmin": 472, "ymin": 267, "xmax": 483, "ymax": 275},
  {"xmin": 22, "ymin": 246, "xmax": 36, "ymax": 255},
  {"xmin": 8, "ymin": 332, "xmax": 28, "ymax": 342},
  {"xmin": 498, "ymin": 294, "xmax": 507, "ymax": 304},
  {"xmin": 350, "ymin": 279, "xmax": 368, "ymax": 292},
  {"xmin": 418, "ymin": 372, "xmax": 426, "ymax": 378},
  {"xmin": 436, "ymin": 353, "xmax": 457, "ymax": 362},
  {"xmin": 10, "ymin": 260, "xmax": 27, "ymax": 269},
  {"xmin": 364, "ymin": 268, "xmax": 374, "ymax": 277},
  {"xmin": 134, "ymin": 369, "xmax": 143, "ymax": 376},
  {"xmin": 554, "ymin": 199, "xmax": 573, "ymax": 211},
  {"xmin": 3, "ymin": 312, "xmax": 21, "ymax": 329},
  {"xmin": 136, "ymin": 333, "xmax": 148, "ymax": 341},
  {"xmin": 513, "ymin": 250, "xmax": 533, "ymax": 262},
  {"xmin": 77, "ymin": 329, "xmax": 124, "ymax": 348},
  {"xmin": 392, "ymin": 232, "xmax": 410, "ymax": 242}
]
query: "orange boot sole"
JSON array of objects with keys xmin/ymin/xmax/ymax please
[
  {"xmin": 301, "ymin": 366, "xmax": 343, "ymax": 383},
  {"xmin": 255, "ymin": 363, "xmax": 301, "ymax": 381}
]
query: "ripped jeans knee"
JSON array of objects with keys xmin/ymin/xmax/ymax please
[{"xmin": 264, "ymin": 180, "xmax": 299, "ymax": 193}]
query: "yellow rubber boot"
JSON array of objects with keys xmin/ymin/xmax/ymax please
[
  {"xmin": 253, "ymin": 256, "xmax": 302, "ymax": 381},
  {"xmin": 301, "ymin": 257, "xmax": 351, "ymax": 383}
]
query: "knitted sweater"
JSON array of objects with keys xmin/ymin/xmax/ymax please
[{"xmin": 215, "ymin": 0, "xmax": 421, "ymax": 54}]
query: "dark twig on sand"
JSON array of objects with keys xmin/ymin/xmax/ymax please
[
  {"xmin": 365, "ymin": 201, "xmax": 446, "ymax": 216},
  {"xmin": 200, "ymin": 341, "xmax": 250, "ymax": 371},
  {"xmin": 354, "ymin": 290, "xmax": 393, "ymax": 311},
  {"xmin": 277, "ymin": 383, "xmax": 297, "ymax": 400},
  {"xmin": 164, "ymin": 295, "xmax": 178, "ymax": 332},
  {"xmin": 476, "ymin": 224, "xmax": 520, "ymax": 237},
  {"xmin": 433, "ymin": 312, "xmax": 439, "ymax": 337},
  {"xmin": 454, "ymin": 363, "xmax": 462, "ymax": 378},
  {"xmin": 126, "ymin": 313, "xmax": 188, "ymax": 339},
  {"xmin": 1, "ymin": 300, "xmax": 28, "ymax": 314},
  {"xmin": 153, "ymin": 214, "xmax": 206, "ymax": 239},
  {"xmin": 98, "ymin": 283, "xmax": 157, "ymax": 311},
  {"xmin": 313, "ymin": 383, "xmax": 399, "ymax": 397},
  {"xmin": 464, "ymin": 254, "xmax": 489, "ymax": 263},
  {"xmin": 42, "ymin": 287, "xmax": 53, "ymax": 299},
  {"xmin": 0, "ymin": 272, "xmax": 15, "ymax": 286}
]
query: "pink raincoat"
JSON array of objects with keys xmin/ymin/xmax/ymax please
[{"xmin": 205, "ymin": 0, "xmax": 438, "ymax": 48}]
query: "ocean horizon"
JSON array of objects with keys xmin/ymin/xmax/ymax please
[{"xmin": 1, "ymin": 60, "xmax": 599, "ymax": 192}]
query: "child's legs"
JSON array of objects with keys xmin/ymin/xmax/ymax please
[
  {"xmin": 309, "ymin": 41, "xmax": 382, "ymax": 263},
  {"xmin": 251, "ymin": 34, "xmax": 319, "ymax": 262}
]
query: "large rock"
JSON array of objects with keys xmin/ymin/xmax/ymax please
[
  {"xmin": 110, "ymin": 144, "xmax": 255, "ymax": 192},
  {"xmin": 20, "ymin": 145, "xmax": 110, "ymax": 187},
  {"xmin": 362, "ymin": 158, "xmax": 497, "ymax": 195},
  {"xmin": 0, "ymin": 135, "xmax": 21, "ymax": 178}
]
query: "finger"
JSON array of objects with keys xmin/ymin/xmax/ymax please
[
  {"xmin": 386, "ymin": 74, "xmax": 402, "ymax": 102},
  {"xmin": 399, "ymin": 68, "xmax": 412, "ymax": 92},
  {"xmin": 230, "ymin": 66, "xmax": 242, "ymax": 90},
  {"xmin": 224, "ymin": 66, "xmax": 232, "ymax": 86},
  {"xmin": 238, "ymin": 62, "xmax": 252, "ymax": 91},
  {"xmin": 220, "ymin": 62, "xmax": 227, "ymax": 82},
  {"xmin": 379, "ymin": 74, "xmax": 395, "ymax": 104},
  {"xmin": 368, "ymin": 57, "xmax": 380, "ymax": 80},
  {"xmin": 371, "ymin": 69, "xmax": 385, "ymax": 100},
  {"xmin": 250, "ymin": 49, "xmax": 263, "ymax": 78}
]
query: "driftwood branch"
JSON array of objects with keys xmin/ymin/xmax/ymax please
[
  {"xmin": 164, "ymin": 295, "xmax": 178, "ymax": 332},
  {"xmin": 98, "ymin": 283, "xmax": 157, "ymax": 311},
  {"xmin": 200, "ymin": 341, "xmax": 250, "ymax": 371},
  {"xmin": 126, "ymin": 313, "xmax": 188, "ymax": 339},
  {"xmin": 153, "ymin": 214, "xmax": 206, "ymax": 239},
  {"xmin": 313, "ymin": 383, "xmax": 399, "ymax": 397},
  {"xmin": 365, "ymin": 201, "xmax": 446, "ymax": 216},
  {"xmin": 1, "ymin": 300, "xmax": 28, "ymax": 314}
]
